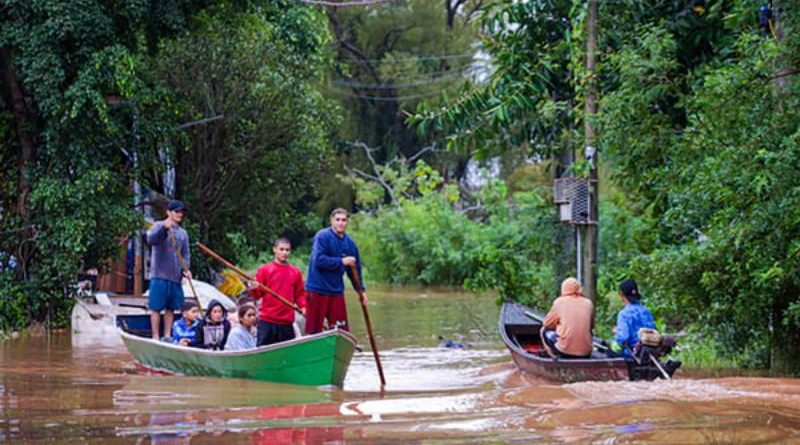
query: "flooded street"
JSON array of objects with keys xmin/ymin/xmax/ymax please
[{"xmin": 2, "ymin": 287, "xmax": 800, "ymax": 444}]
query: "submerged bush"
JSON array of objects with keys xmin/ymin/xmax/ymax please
[{"xmin": 350, "ymin": 180, "xmax": 558, "ymax": 306}]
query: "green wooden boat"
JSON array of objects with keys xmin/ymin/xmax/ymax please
[{"xmin": 117, "ymin": 315, "xmax": 357, "ymax": 387}]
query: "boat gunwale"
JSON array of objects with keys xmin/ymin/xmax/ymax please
[
  {"xmin": 499, "ymin": 301, "xmax": 628, "ymax": 366},
  {"xmin": 117, "ymin": 324, "xmax": 358, "ymax": 358}
]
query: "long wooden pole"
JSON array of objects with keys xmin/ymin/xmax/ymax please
[
  {"xmin": 196, "ymin": 242, "xmax": 302, "ymax": 315},
  {"xmin": 167, "ymin": 227, "xmax": 198, "ymax": 301},
  {"xmin": 349, "ymin": 264, "xmax": 386, "ymax": 387}
]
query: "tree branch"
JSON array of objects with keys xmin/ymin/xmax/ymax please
[{"xmin": 177, "ymin": 114, "xmax": 224, "ymax": 129}]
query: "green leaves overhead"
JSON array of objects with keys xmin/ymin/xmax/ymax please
[
  {"xmin": 410, "ymin": 0, "xmax": 577, "ymax": 159},
  {"xmin": 0, "ymin": 1, "xmax": 338, "ymax": 329},
  {"xmin": 158, "ymin": 5, "xmax": 339, "ymax": 259}
]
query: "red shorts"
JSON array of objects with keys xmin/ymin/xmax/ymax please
[{"xmin": 305, "ymin": 291, "xmax": 348, "ymax": 334}]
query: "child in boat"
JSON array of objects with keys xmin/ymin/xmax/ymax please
[
  {"xmin": 172, "ymin": 301, "xmax": 200, "ymax": 347},
  {"xmin": 195, "ymin": 299, "xmax": 231, "ymax": 350},
  {"xmin": 225, "ymin": 304, "xmax": 258, "ymax": 351}
]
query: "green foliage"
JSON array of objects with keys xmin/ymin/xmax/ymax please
[
  {"xmin": 0, "ymin": 1, "xmax": 338, "ymax": 332},
  {"xmin": 322, "ymin": 0, "xmax": 483, "ymax": 208},
  {"xmin": 329, "ymin": 0, "xmax": 480, "ymax": 155},
  {"xmin": 410, "ymin": 0, "xmax": 577, "ymax": 159},
  {"xmin": 672, "ymin": 328, "xmax": 740, "ymax": 370},
  {"xmin": 599, "ymin": 7, "xmax": 800, "ymax": 371},
  {"xmin": 350, "ymin": 177, "xmax": 558, "ymax": 305},
  {"xmin": 339, "ymin": 159, "xmax": 447, "ymax": 209},
  {"xmin": 31, "ymin": 170, "xmax": 141, "ymax": 290},
  {"xmin": 0, "ymin": 272, "xmax": 29, "ymax": 333},
  {"xmin": 155, "ymin": 4, "xmax": 340, "ymax": 262},
  {"xmin": 0, "ymin": 0, "xmax": 210, "ymax": 330},
  {"xmin": 405, "ymin": 0, "xmax": 800, "ymax": 372}
]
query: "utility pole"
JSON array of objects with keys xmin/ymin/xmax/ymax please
[{"xmin": 581, "ymin": 0, "xmax": 599, "ymax": 303}]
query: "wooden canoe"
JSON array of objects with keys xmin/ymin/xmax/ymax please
[
  {"xmin": 499, "ymin": 301, "xmax": 630, "ymax": 383},
  {"xmin": 117, "ymin": 314, "xmax": 357, "ymax": 387}
]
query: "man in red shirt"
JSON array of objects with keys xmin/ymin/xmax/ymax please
[{"xmin": 249, "ymin": 238, "xmax": 307, "ymax": 346}]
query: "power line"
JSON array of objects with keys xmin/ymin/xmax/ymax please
[
  {"xmin": 338, "ymin": 52, "xmax": 478, "ymax": 65},
  {"xmin": 331, "ymin": 67, "xmax": 478, "ymax": 89},
  {"xmin": 329, "ymin": 89, "xmax": 444, "ymax": 102},
  {"xmin": 297, "ymin": 0, "xmax": 396, "ymax": 6}
]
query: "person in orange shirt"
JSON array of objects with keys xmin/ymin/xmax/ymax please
[{"xmin": 542, "ymin": 277, "xmax": 594, "ymax": 358}]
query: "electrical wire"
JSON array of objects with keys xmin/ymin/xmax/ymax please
[
  {"xmin": 339, "ymin": 52, "xmax": 478, "ymax": 65},
  {"xmin": 328, "ymin": 89, "xmax": 445, "ymax": 102},
  {"xmin": 296, "ymin": 0, "xmax": 396, "ymax": 6},
  {"xmin": 331, "ymin": 66, "xmax": 478, "ymax": 89}
]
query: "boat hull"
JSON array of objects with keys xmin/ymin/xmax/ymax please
[
  {"xmin": 118, "ymin": 316, "xmax": 357, "ymax": 387},
  {"xmin": 500, "ymin": 301, "xmax": 630, "ymax": 383},
  {"xmin": 507, "ymin": 347, "xmax": 629, "ymax": 382}
]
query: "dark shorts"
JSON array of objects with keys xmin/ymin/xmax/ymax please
[
  {"xmin": 305, "ymin": 291, "xmax": 348, "ymax": 334},
  {"xmin": 257, "ymin": 320, "xmax": 295, "ymax": 346},
  {"xmin": 148, "ymin": 278, "xmax": 184, "ymax": 311},
  {"xmin": 543, "ymin": 328, "xmax": 590, "ymax": 359}
]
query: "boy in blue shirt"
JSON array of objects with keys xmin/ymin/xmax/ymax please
[{"xmin": 172, "ymin": 301, "xmax": 200, "ymax": 347}]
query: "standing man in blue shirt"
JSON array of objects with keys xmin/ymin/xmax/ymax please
[
  {"xmin": 305, "ymin": 208, "xmax": 365, "ymax": 334},
  {"xmin": 614, "ymin": 279, "xmax": 656, "ymax": 358},
  {"xmin": 146, "ymin": 200, "xmax": 192, "ymax": 341}
]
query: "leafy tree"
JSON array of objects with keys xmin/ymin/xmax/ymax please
[
  {"xmin": 0, "ymin": 0, "xmax": 213, "ymax": 327},
  {"xmin": 599, "ymin": 3, "xmax": 800, "ymax": 373},
  {"xmin": 0, "ymin": 0, "xmax": 339, "ymax": 329},
  {"xmin": 315, "ymin": 0, "xmax": 485, "ymax": 218},
  {"xmin": 154, "ymin": 4, "xmax": 340, "ymax": 261},
  {"xmin": 410, "ymin": 0, "xmax": 577, "ymax": 162}
]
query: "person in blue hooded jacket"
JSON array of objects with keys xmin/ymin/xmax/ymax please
[{"xmin": 614, "ymin": 279, "xmax": 656, "ymax": 358}]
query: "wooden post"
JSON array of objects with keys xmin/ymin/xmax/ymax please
[{"xmin": 133, "ymin": 236, "xmax": 143, "ymax": 296}]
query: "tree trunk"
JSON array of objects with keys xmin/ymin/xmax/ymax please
[
  {"xmin": 0, "ymin": 46, "xmax": 37, "ymax": 282},
  {"xmin": 770, "ymin": 291, "xmax": 800, "ymax": 375}
]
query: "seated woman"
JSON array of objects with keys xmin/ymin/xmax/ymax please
[
  {"xmin": 195, "ymin": 299, "xmax": 231, "ymax": 350},
  {"xmin": 225, "ymin": 304, "xmax": 258, "ymax": 351},
  {"xmin": 172, "ymin": 301, "xmax": 200, "ymax": 347},
  {"xmin": 542, "ymin": 277, "xmax": 594, "ymax": 359}
]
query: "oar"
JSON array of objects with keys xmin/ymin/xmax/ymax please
[
  {"xmin": 72, "ymin": 295, "xmax": 104, "ymax": 320},
  {"xmin": 523, "ymin": 310, "xmax": 609, "ymax": 352},
  {"xmin": 167, "ymin": 227, "xmax": 199, "ymax": 302},
  {"xmin": 349, "ymin": 264, "xmax": 386, "ymax": 387},
  {"xmin": 196, "ymin": 242, "xmax": 302, "ymax": 315}
]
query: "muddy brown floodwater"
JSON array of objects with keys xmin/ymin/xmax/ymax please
[{"xmin": 2, "ymin": 286, "xmax": 800, "ymax": 444}]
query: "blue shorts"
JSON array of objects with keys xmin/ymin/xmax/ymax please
[{"xmin": 148, "ymin": 278, "xmax": 184, "ymax": 311}]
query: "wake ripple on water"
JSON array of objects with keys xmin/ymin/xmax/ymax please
[{"xmin": 344, "ymin": 346, "xmax": 509, "ymax": 392}]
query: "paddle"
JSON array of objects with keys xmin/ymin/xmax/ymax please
[
  {"xmin": 349, "ymin": 264, "xmax": 386, "ymax": 387},
  {"xmin": 523, "ymin": 310, "xmax": 610, "ymax": 352},
  {"xmin": 72, "ymin": 295, "xmax": 104, "ymax": 320},
  {"xmin": 196, "ymin": 242, "xmax": 303, "ymax": 315}
]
